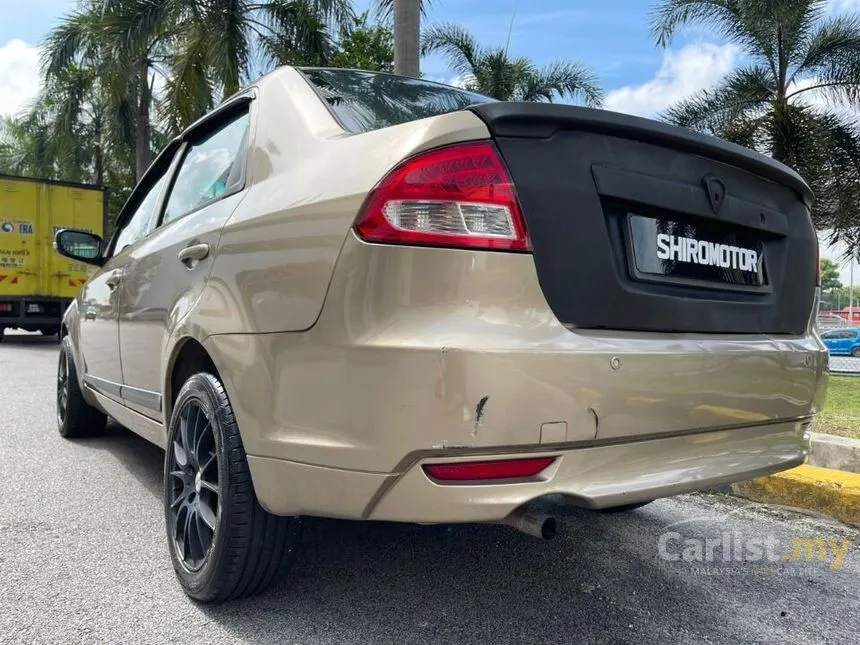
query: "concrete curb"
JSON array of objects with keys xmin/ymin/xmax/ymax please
[
  {"xmin": 731, "ymin": 464, "xmax": 860, "ymax": 527},
  {"xmin": 807, "ymin": 432, "xmax": 860, "ymax": 473}
]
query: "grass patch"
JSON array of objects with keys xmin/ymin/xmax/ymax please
[{"xmin": 814, "ymin": 376, "xmax": 860, "ymax": 440}]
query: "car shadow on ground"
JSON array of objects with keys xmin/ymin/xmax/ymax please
[
  {"xmin": 81, "ymin": 422, "xmax": 166, "ymax": 500},
  {"xmin": 195, "ymin": 505, "xmax": 721, "ymax": 644}
]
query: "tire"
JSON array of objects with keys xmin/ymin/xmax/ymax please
[
  {"xmin": 164, "ymin": 372, "xmax": 302, "ymax": 603},
  {"xmin": 0, "ymin": 327, "xmax": 4, "ymax": 343},
  {"xmin": 41, "ymin": 328, "xmax": 60, "ymax": 337},
  {"xmin": 596, "ymin": 501, "xmax": 652, "ymax": 513},
  {"xmin": 852, "ymin": 347, "xmax": 860, "ymax": 358},
  {"xmin": 57, "ymin": 336, "xmax": 107, "ymax": 438}
]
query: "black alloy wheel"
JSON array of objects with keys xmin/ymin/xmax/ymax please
[
  {"xmin": 57, "ymin": 335, "xmax": 107, "ymax": 438},
  {"xmin": 165, "ymin": 372, "xmax": 301, "ymax": 602},
  {"xmin": 167, "ymin": 399, "xmax": 221, "ymax": 572},
  {"xmin": 57, "ymin": 349, "xmax": 69, "ymax": 426}
]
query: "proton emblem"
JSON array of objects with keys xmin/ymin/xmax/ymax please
[{"xmin": 702, "ymin": 175, "xmax": 727, "ymax": 214}]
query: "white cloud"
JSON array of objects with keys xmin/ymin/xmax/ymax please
[
  {"xmin": 604, "ymin": 43, "xmax": 740, "ymax": 118},
  {"xmin": 0, "ymin": 40, "xmax": 41, "ymax": 118}
]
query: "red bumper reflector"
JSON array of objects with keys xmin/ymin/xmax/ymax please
[{"xmin": 422, "ymin": 457, "xmax": 556, "ymax": 481}]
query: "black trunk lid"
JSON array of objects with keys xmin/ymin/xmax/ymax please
[{"xmin": 469, "ymin": 103, "xmax": 818, "ymax": 335}]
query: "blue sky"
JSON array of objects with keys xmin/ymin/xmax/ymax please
[
  {"xmin": 1, "ymin": 0, "xmax": 860, "ymax": 275},
  {"xmin": 0, "ymin": 0, "xmax": 741, "ymax": 120}
]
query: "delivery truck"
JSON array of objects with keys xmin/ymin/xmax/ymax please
[{"xmin": 0, "ymin": 174, "xmax": 107, "ymax": 341}]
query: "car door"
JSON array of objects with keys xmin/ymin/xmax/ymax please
[
  {"xmin": 117, "ymin": 98, "xmax": 252, "ymax": 422},
  {"xmin": 821, "ymin": 330, "xmax": 838, "ymax": 353},
  {"xmin": 836, "ymin": 330, "xmax": 853, "ymax": 354},
  {"xmin": 77, "ymin": 153, "xmax": 175, "ymax": 393}
]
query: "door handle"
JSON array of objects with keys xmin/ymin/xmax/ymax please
[
  {"xmin": 178, "ymin": 243, "xmax": 210, "ymax": 268},
  {"xmin": 105, "ymin": 272, "xmax": 122, "ymax": 290}
]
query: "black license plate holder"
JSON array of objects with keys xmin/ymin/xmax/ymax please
[{"xmin": 625, "ymin": 213, "xmax": 769, "ymax": 292}]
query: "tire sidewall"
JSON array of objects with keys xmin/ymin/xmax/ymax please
[
  {"xmin": 164, "ymin": 373, "xmax": 234, "ymax": 599},
  {"xmin": 57, "ymin": 337, "xmax": 75, "ymax": 436}
]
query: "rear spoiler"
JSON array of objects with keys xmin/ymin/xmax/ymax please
[{"xmin": 468, "ymin": 103, "xmax": 814, "ymax": 209}]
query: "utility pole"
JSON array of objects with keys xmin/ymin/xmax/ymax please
[
  {"xmin": 851, "ymin": 256, "xmax": 856, "ymax": 324},
  {"xmin": 394, "ymin": 0, "xmax": 421, "ymax": 77}
]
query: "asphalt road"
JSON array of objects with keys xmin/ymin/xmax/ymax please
[{"xmin": 1, "ymin": 331, "xmax": 858, "ymax": 645}]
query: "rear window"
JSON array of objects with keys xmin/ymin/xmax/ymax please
[{"xmin": 299, "ymin": 68, "xmax": 496, "ymax": 133}]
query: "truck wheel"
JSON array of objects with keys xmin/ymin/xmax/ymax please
[
  {"xmin": 165, "ymin": 372, "xmax": 301, "ymax": 602},
  {"xmin": 0, "ymin": 327, "xmax": 4, "ymax": 343},
  {"xmin": 852, "ymin": 347, "xmax": 860, "ymax": 358},
  {"xmin": 57, "ymin": 336, "xmax": 107, "ymax": 438},
  {"xmin": 41, "ymin": 328, "xmax": 60, "ymax": 338}
]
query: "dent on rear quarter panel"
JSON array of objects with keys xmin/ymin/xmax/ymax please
[{"xmin": 199, "ymin": 68, "xmax": 490, "ymax": 335}]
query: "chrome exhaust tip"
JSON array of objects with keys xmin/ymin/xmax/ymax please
[{"xmin": 501, "ymin": 507, "xmax": 557, "ymax": 540}]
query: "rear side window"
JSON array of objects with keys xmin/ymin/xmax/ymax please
[
  {"xmin": 300, "ymin": 68, "xmax": 496, "ymax": 133},
  {"xmin": 113, "ymin": 172, "xmax": 170, "ymax": 255},
  {"xmin": 162, "ymin": 110, "xmax": 250, "ymax": 225}
]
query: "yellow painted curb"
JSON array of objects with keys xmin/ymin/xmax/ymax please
[{"xmin": 732, "ymin": 464, "xmax": 860, "ymax": 527}]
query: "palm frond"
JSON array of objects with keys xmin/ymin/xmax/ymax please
[
  {"xmin": 160, "ymin": 26, "xmax": 215, "ymax": 134},
  {"xmin": 41, "ymin": 10, "xmax": 100, "ymax": 78},
  {"xmin": 519, "ymin": 60, "xmax": 605, "ymax": 106},
  {"xmin": 262, "ymin": 0, "xmax": 336, "ymax": 68},
  {"xmin": 99, "ymin": 0, "xmax": 179, "ymax": 78},
  {"xmin": 662, "ymin": 65, "xmax": 776, "ymax": 132},
  {"xmin": 649, "ymin": 0, "xmax": 785, "ymax": 78},
  {"xmin": 650, "ymin": 0, "xmax": 747, "ymax": 48},
  {"xmin": 791, "ymin": 14, "xmax": 860, "ymax": 103},
  {"xmin": 374, "ymin": 0, "xmax": 433, "ymax": 21},
  {"xmin": 420, "ymin": 22, "xmax": 481, "ymax": 78}
]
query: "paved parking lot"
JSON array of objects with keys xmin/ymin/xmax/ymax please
[{"xmin": 1, "ymin": 331, "xmax": 858, "ymax": 645}]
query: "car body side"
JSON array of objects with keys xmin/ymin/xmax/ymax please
[{"xmin": 63, "ymin": 66, "xmax": 829, "ymax": 525}]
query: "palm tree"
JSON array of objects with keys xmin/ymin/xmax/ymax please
[
  {"xmin": 43, "ymin": 0, "xmax": 354, "ymax": 179},
  {"xmin": 394, "ymin": 0, "xmax": 420, "ymax": 76},
  {"xmin": 42, "ymin": 0, "xmax": 176, "ymax": 181},
  {"xmin": 375, "ymin": 0, "xmax": 428, "ymax": 76},
  {"xmin": 0, "ymin": 114, "xmax": 57, "ymax": 180},
  {"xmin": 421, "ymin": 23, "xmax": 604, "ymax": 105},
  {"xmin": 651, "ymin": 0, "xmax": 860, "ymax": 244}
]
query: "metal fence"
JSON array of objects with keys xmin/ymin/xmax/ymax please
[{"xmin": 828, "ymin": 355, "xmax": 860, "ymax": 375}]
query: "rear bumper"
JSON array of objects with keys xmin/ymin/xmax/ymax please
[
  {"xmin": 201, "ymin": 236, "xmax": 828, "ymax": 522},
  {"xmin": 247, "ymin": 420, "xmax": 810, "ymax": 521},
  {"xmin": 0, "ymin": 296, "xmax": 68, "ymax": 328}
]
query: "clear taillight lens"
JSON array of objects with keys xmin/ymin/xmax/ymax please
[{"xmin": 355, "ymin": 142, "xmax": 530, "ymax": 252}]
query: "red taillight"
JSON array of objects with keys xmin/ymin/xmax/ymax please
[
  {"xmin": 422, "ymin": 457, "xmax": 555, "ymax": 482},
  {"xmin": 355, "ymin": 142, "xmax": 530, "ymax": 252}
]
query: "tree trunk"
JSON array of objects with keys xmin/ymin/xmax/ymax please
[
  {"xmin": 94, "ymin": 142, "xmax": 104, "ymax": 186},
  {"xmin": 393, "ymin": 0, "xmax": 420, "ymax": 77},
  {"xmin": 135, "ymin": 64, "xmax": 152, "ymax": 182}
]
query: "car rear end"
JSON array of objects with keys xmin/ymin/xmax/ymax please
[{"xmin": 223, "ymin": 70, "xmax": 828, "ymax": 524}]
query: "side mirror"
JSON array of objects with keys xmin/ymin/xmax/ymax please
[{"xmin": 54, "ymin": 229, "xmax": 104, "ymax": 267}]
